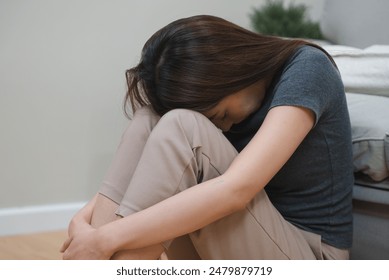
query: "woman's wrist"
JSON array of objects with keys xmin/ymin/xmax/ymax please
[{"xmin": 96, "ymin": 225, "xmax": 120, "ymax": 257}]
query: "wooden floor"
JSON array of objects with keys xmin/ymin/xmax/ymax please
[
  {"xmin": 0, "ymin": 230, "xmax": 67, "ymax": 260},
  {"xmin": 0, "ymin": 231, "xmax": 170, "ymax": 260}
]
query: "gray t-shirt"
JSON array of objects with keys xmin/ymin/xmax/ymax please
[{"xmin": 224, "ymin": 46, "xmax": 354, "ymax": 249}]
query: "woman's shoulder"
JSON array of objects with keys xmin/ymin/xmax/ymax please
[
  {"xmin": 281, "ymin": 45, "xmax": 337, "ymax": 78},
  {"xmin": 292, "ymin": 45, "xmax": 333, "ymax": 65}
]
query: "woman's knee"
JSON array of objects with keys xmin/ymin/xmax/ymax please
[
  {"xmin": 157, "ymin": 109, "xmax": 212, "ymax": 133},
  {"xmin": 161, "ymin": 108, "xmax": 201, "ymax": 121}
]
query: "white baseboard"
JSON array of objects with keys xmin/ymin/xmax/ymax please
[{"xmin": 0, "ymin": 202, "xmax": 86, "ymax": 236}]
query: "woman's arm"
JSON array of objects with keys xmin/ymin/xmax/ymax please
[
  {"xmin": 60, "ymin": 194, "xmax": 97, "ymax": 249},
  {"xmin": 62, "ymin": 106, "xmax": 314, "ymax": 259},
  {"xmin": 68, "ymin": 194, "xmax": 97, "ymax": 233}
]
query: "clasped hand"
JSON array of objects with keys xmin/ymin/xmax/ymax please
[{"xmin": 60, "ymin": 215, "xmax": 112, "ymax": 260}]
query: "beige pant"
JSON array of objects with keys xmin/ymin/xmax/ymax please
[{"xmin": 99, "ymin": 106, "xmax": 349, "ymax": 260}]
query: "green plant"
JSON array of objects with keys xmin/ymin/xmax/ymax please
[{"xmin": 250, "ymin": 0, "xmax": 324, "ymax": 39}]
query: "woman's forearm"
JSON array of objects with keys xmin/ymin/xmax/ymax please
[
  {"xmin": 67, "ymin": 194, "xmax": 97, "ymax": 236},
  {"xmin": 97, "ymin": 174, "xmax": 244, "ymax": 254},
  {"xmin": 73, "ymin": 194, "xmax": 97, "ymax": 222}
]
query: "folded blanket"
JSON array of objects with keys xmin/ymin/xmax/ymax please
[{"xmin": 323, "ymin": 45, "xmax": 389, "ymax": 97}]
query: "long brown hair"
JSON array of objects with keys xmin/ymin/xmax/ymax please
[{"xmin": 124, "ymin": 15, "xmax": 334, "ymax": 117}]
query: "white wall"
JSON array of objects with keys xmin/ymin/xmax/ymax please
[{"xmin": 0, "ymin": 0, "xmax": 323, "ymax": 234}]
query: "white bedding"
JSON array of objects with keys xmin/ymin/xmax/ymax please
[
  {"xmin": 323, "ymin": 45, "xmax": 389, "ymax": 97},
  {"xmin": 322, "ymin": 44, "xmax": 389, "ymax": 182}
]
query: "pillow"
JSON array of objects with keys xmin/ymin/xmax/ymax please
[
  {"xmin": 323, "ymin": 45, "xmax": 389, "ymax": 98},
  {"xmin": 346, "ymin": 93, "xmax": 389, "ymax": 181}
]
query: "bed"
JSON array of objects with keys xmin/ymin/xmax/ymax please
[{"xmin": 319, "ymin": 0, "xmax": 389, "ymax": 259}]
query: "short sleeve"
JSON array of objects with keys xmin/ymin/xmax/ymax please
[{"xmin": 270, "ymin": 46, "xmax": 345, "ymax": 126}]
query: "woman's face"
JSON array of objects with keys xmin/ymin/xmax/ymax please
[{"xmin": 204, "ymin": 79, "xmax": 269, "ymax": 132}]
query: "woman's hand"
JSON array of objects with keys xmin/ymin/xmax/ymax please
[
  {"xmin": 60, "ymin": 217, "xmax": 113, "ymax": 260},
  {"xmin": 60, "ymin": 194, "xmax": 113, "ymax": 259}
]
